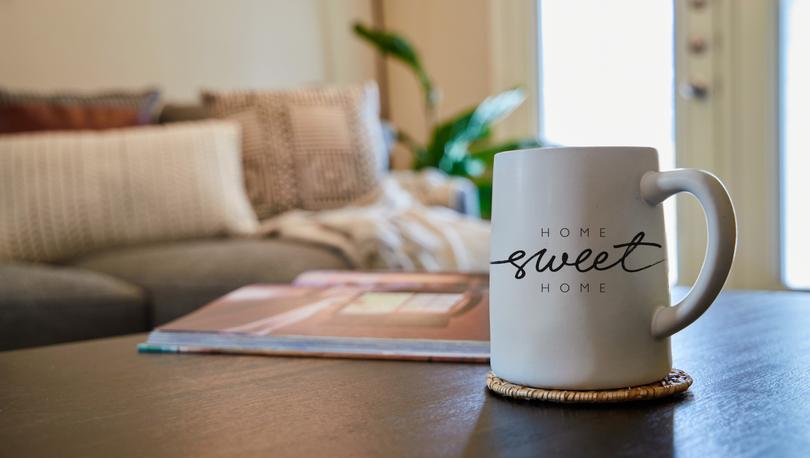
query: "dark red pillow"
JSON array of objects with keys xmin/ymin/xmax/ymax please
[{"xmin": 0, "ymin": 89, "xmax": 160, "ymax": 133}]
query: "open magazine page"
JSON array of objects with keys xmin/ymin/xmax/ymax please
[
  {"xmin": 293, "ymin": 271, "xmax": 489, "ymax": 288},
  {"xmin": 140, "ymin": 271, "xmax": 490, "ymax": 362}
]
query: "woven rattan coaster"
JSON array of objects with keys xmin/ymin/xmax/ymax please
[{"xmin": 486, "ymin": 368, "xmax": 692, "ymax": 404}]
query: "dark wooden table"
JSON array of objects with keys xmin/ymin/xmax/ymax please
[{"xmin": 2, "ymin": 290, "xmax": 809, "ymax": 457}]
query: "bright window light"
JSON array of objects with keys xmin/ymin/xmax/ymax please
[
  {"xmin": 539, "ymin": 0, "xmax": 677, "ymax": 284},
  {"xmin": 782, "ymin": 0, "xmax": 810, "ymax": 289}
]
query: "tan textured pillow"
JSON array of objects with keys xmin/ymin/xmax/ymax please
[
  {"xmin": 0, "ymin": 121, "xmax": 258, "ymax": 263},
  {"xmin": 202, "ymin": 82, "xmax": 385, "ymax": 219}
]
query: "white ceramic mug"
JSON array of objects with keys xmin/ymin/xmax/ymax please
[{"xmin": 489, "ymin": 146, "xmax": 736, "ymax": 390}]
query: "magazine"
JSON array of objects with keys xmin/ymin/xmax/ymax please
[{"xmin": 139, "ymin": 271, "xmax": 490, "ymax": 362}]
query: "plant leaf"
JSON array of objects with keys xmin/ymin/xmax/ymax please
[
  {"xmin": 352, "ymin": 23, "xmax": 437, "ymax": 108},
  {"xmin": 426, "ymin": 88, "xmax": 528, "ymax": 173},
  {"xmin": 476, "ymin": 181, "xmax": 493, "ymax": 220},
  {"xmin": 469, "ymin": 137, "xmax": 543, "ymax": 165},
  {"xmin": 469, "ymin": 88, "xmax": 527, "ymax": 132},
  {"xmin": 468, "ymin": 137, "xmax": 543, "ymax": 218}
]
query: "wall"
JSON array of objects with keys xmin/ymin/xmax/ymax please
[
  {"xmin": 382, "ymin": 0, "xmax": 493, "ymax": 145},
  {"xmin": 0, "ymin": 0, "xmax": 535, "ymax": 160},
  {"xmin": 0, "ymin": 0, "xmax": 375, "ymax": 102},
  {"xmin": 379, "ymin": 0, "xmax": 538, "ymax": 168}
]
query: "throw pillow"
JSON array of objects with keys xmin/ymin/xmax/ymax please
[
  {"xmin": 0, "ymin": 88, "xmax": 160, "ymax": 133},
  {"xmin": 0, "ymin": 121, "xmax": 258, "ymax": 263},
  {"xmin": 202, "ymin": 82, "xmax": 385, "ymax": 219}
]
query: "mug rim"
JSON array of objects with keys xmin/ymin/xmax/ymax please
[{"xmin": 495, "ymin": 145, "xmax": 658, "ymax": 158}]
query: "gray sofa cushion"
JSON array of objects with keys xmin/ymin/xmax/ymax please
[
  {"xmin": 0, "ymin": 263, "xmax": 148, "ymax": 351},
  {"xmin": 72, "ymin": 238, "xmax": 352, "ymax": 325},
  {"xmin": 158, "ymin": 103, "xmax": 211, "ymax": 123}
]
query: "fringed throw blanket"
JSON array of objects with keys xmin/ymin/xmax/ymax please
[{"xmin": 258, "ymin": 170, "xmax": 490, "ymax": 272}]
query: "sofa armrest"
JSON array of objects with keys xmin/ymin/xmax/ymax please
[
  {"xmin": 389, "ymin": 168, "xmax": 480, "ymax": 218},
  {"xmin": 0, "ymin": 262, "xmax": 147, "ymax": 350},
  {"xmin": 441, "ymin": 175, "xmax": 480, "ymax": 218}
]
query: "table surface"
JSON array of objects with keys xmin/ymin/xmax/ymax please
[{"xmin": 2, "ymin": 290, "xmax": 810, "ymax": 457}]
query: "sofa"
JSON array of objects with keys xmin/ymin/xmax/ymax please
[
  {"xmin": 0, "ymin": 103, "xmax": 477, "ymax": 351},
  {"xmin": 0, "ymin": 238, "xmax": 354, "ymax": 350}
]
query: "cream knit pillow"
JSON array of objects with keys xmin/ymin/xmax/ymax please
[{"xmin": 0, "ymin": 121, "xmax": 258, "ymax": 263}]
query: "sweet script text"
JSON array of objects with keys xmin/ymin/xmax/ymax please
[{"xmin": 491, "ymin": 231, "xmax": 665, "ymax": 280}]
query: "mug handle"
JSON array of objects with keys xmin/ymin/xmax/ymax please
[{"xmin": 640, "ymin": 169, "xmax": 737, "ymax": 339}]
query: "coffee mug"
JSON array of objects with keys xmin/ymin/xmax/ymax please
[{"xmin": 489, "ymin": 146, "xmax": 736, "ymax": 390}]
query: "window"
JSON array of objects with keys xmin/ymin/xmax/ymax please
[
  {"xmin": 538, "ymin": 0, "xmax": 677, "ymax": 283},
  {"xmin": 781, "ymin": 0, "xmax": 810, "ymax": 288}
]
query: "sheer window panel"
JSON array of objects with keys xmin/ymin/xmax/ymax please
[{"xmin": 781, "ymin": 0, "xmax": 810, "ymax": 289}]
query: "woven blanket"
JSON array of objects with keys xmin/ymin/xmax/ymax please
[{"xmin": 259, "ymin": 170, "xmax": 490, "ymax": 272}]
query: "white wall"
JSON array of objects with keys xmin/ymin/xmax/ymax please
[{"xmin": 0, "ymin": 0, "xmax": 375, "ymax": 102}]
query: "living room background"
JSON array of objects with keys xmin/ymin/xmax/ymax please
[
  {"xmin": 3, "ymin": 2, "xmax": 809, "ymax": 454},
  {"xmin": 0, "ymin": 0, "xmax": 800, "ymax": 291}
]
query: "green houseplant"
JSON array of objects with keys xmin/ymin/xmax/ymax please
[{"xmin": 353, "ymin": 23, "xmax": 542, "ymax": 218}]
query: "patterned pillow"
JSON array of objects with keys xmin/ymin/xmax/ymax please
[
  {"xmin": 0, "ymin": 88, "xmax": 160, "ymax": 133},
  {"xmin": 202, "ymin": 82, "xmax": 385, "ymax": 219},
  {"xmin": 0, "ymin": 121, "xmax": 258, "ymax": 263}
]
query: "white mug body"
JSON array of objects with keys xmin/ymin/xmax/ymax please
[{"xmin": 489, "ymin": 146, "xmax": 672, "ymax": 390}]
